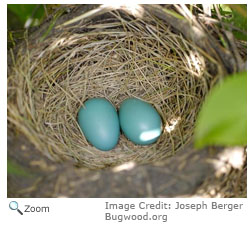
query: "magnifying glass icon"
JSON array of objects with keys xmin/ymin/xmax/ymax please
[{"xmin": 9, "ymin": 201, "xmax": 23, "ymax": 215}]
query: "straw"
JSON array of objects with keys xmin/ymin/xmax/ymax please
[{"xmin": 8, "ymin": 6, "xmax": 219, "ymax": 169}]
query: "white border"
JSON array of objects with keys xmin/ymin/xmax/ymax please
[{"xmin": 1, "ymin": 1, "xmax": 250, "ymax": 226}]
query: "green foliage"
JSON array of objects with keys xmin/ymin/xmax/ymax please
[
  {"xmin": 219, "ymin": 4, "xmax": 232, "ymax": 13},
  {"xmin": 7, "ymin": 4, "xmax": 62, "ymax": 49},
  {"xmin": 230, "ymin": 5, "xmax": 247, "ymax": 41},
  {"xmin": 219, "ymin": 4, "xmax": 247, "ymax": 41},
  {"xmin": 194, "ymin": 71, "xmax": 247, "ymax": 149},
  {"xmin": 7, "ymin": 4, "xmax": 45, "ymax": 28}
]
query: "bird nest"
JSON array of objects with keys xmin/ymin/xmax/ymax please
[{"xmin": 8, "ymin": 5, "xmax": 219, "ymax": 169}]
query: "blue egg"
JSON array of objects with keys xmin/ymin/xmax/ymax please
[
  {"xmin": 77, "ymin": 98, "xmax": 120, "ymax": 151},
  {"xmin": 119, "ymin": 98, "xmax": 162, "ymax": 145}
]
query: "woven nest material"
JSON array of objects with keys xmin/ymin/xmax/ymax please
[{"xmin": 8, "ymin": 5, "xmax": 218, "ymax": 169}]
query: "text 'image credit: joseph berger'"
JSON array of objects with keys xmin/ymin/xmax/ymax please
[{"xmin": 105, "ymin": 201, "xmax": 244, "ymax": 211}]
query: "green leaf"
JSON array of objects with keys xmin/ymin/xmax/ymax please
[
  {"xmin": 7, "ymin": 4, "xmax": 44, "ymax": 28},
  {"xmin": 194, "ymin": 72, "xmax": 247, "ymax": 149},
  {"xmin": 222, "ymin": 4, "xmax": 247, "ymax": 41},
  {"xmin": 227, "ymin": 4, "xmax": 247, "ymax": 18},
  {"xmin": 231, "ymin": 5, "xmax": 247, "ymax": 40},
  {"xmin": 219, "ymin": 4, "xmax": 232, "ymax": 14}
]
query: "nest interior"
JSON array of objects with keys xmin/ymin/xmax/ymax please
[{"xmin": 8, "ymin": 6, "xmax": 218, "ymax": 169}]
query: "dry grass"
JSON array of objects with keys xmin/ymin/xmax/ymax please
[{"xmin": 8, "ymin": 6, "xmax": 218, "ymax": 169}]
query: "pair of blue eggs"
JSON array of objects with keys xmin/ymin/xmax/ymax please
[{"xmin": 77, "ymin": 97, "xmax": 163, "ymax": 151}]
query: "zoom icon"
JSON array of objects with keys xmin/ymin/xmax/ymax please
[{"xmin": 9, "ymin": 201, "xmax": 23, "ymax": 215}]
